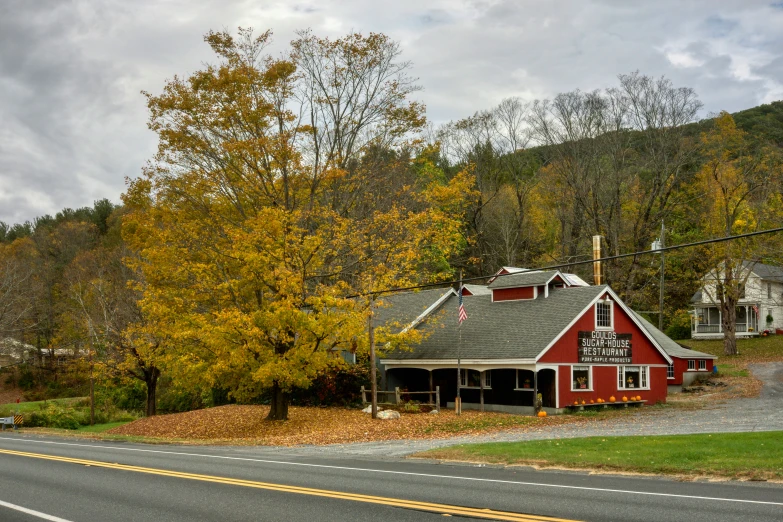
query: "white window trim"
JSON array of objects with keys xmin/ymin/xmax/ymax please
[
  {"xmin": 617, "ymin": 366, "xmax": 650, "ymax": 390},
  {"xmin": 514, "ymin": 370, "xmax": 535, "ymax": 391},
  {"xmin": 570, "ymin": 365, "xmax": 593, "ymax": 392},
  {"xmin": 595, "ymin": 299, "xmax": 614, "ymax": 331},
  {"xmin": 460, "ymin": 369, "xmax": 492, "ymax": 389},
  {"xmin": 667, "ymin": 364, "xmax": 675, "ymax": 380},
  {"xmin": 687, "ymin": 359, "xmax": 696, "ymax": 371},
  {"xmin": 698, "ymin": 360, "xmax": 707, "ymax": 371}
]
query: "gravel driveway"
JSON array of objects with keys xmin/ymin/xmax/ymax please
[{"xmin": 261, "ymin": 362, "xmax": 783, "ymax": 458}]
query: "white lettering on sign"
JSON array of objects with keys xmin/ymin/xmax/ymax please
[{"xmin": 577, "ymin": 331, "xmax": 632, "ymax": 364}]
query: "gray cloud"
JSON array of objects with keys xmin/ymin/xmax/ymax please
[{"xmin": 1, "ymin": 0, "xmax": 782, "ymax": 224}]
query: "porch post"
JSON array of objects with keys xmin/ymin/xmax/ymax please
[
  {"xmin": 479, "ymin": 371, "xmax": 485, "ymax": 412},
  {"xmin": 429, "ymin": 370, "xmax": 434, "ymax": 407},
  {"xmin": 718, "ymin": 308, "xmax": 722, "ymax": 333},
  {"xmin": 745, "ymin": 306, "xmax": 749, "ymax": 332},
  {"xmin": 533, "ymin": 367, "xmax": 539, "ymax": 414}
]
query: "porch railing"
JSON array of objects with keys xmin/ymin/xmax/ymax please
[{"xmin": 693, "ymin": 322, "xmax": 753, "ymax": 334}]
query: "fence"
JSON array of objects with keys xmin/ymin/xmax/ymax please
[{"xmin": 360, "ymin": 386, "xmax": 440, "ymax": 413}]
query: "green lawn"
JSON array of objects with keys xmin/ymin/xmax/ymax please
[
  {"xmin": 416, "ymin": 432, "xmax": 783, "ymax": 480},
  {"xmin": 76, "ymin": 421, "xmax": 131, "ymax": 433},
  {"xmin": 679, "ymin": 335, "xmax": 783, "ymax": 367},
  {"xmin": 0, "ymin": 397, "xmax": 85, "ymax": 417}
]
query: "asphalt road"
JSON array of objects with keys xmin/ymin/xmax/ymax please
[{"xmin": 0, "ymin": 433, "xmax": 781, "ymax": 522}]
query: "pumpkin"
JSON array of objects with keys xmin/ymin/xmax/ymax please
[
  {"xmin": 589, "ymin": 399, "xmax": 594, "ymax": 404},
  {"xmin": 574, "ymin": 401, "xmax": 579, "ymax": 406},
  {"xmin": 597, "ymin": 398, "xmax": 603, "ymax": 403},
  {"xmin": 581, "ymin": 400, "xmax": 586, "ymax": 405},
  {"xmin": 622, "ymin": 396, "xmax": 628, "ymax": 402},
  {"xmin": 537, "ymin": 411, "xmax": 547, "ymax": 417},
  {"xmin": 609, "ymin": 396, "xmax": 616, "ymax": 403}
]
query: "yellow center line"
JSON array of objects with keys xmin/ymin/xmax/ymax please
[{"xmin": 0, "ymin": 448, "xmax": 578, "ymax": 522}]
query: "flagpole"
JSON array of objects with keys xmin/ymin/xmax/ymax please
[{"xmin": 457, "ymin": 270, "xmax": 462, "ymax": 415}]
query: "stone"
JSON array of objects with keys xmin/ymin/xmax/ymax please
[
  {"xmin": 376, "ymin": 410, "xmax": 400, "ymax": 420},
  {"xmin": 361, "ymin": 405, "xmax": 384, "ymax": 413},
  {"xmin": 428, "ymin": 409, "xmax": 439, "ymax": 414}
]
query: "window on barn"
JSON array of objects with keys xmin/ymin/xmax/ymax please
[
  {"xmin": 571, "ymin": 366, "xmax": 591, "ymax": 391},
  {"xmin": 687, "ymin": 360, "xmax": 695, "ymax": 370},
  {"xmin": 698, "ymin": 360, "xmax": 706, "ymax": 371},
  {"xmin": 667, "ymin": 364, "xmax": 674, "ymax": 379},
  {"xmin": 595, "ymin": 299, "xmax": 613, "ymax": 330},
  {"xmin": 618, "ymin": 366, "xmax": 648, "ymax": 390},
  {"xmin": 460, "ymin": 369, "xmax": 491, "ymax": 388}
]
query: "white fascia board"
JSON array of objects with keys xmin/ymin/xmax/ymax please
[
  {"xmin": 400, "ymin": 288, "xmax": 456, "ymax": 334},
  {"xmin": 380, "ymin": 358, "xmax": 537, "ymax": 369}
]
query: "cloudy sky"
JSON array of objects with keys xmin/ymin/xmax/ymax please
[{"xmin": 2, "ymin": 0, "xmax": 782, "ymax": 225}]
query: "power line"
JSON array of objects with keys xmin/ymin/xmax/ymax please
[{"xmin": 354, "ymin": 226, "xmax": 783, "ymax": 298}]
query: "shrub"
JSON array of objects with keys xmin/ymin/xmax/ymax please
[
  {"xmin": 665, "ymin": 309, "xmax": 692, "ymax": 340},
  {"xmin": 25, "ymin": 406, "xmax": 82, "ymax": 430}
]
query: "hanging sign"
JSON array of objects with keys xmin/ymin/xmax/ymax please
[{"xmin": 578, "ymin": 331, "xmax": 632, "ymax": 363}]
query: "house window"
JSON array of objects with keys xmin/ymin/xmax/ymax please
[
  {"xmin": 460, "ymin": 369, "xmax": 491, "ymax": 388},
  {"xmin": 667, "ymin": 364, "xmax": 675, "ymax": 379},
  {"xmin": 618, "ymin": 366, "xmax": 648, "ymax": 390},
  {"xmin": 596, "ymin": 300, "xmax": 613, "ymax": 330},
  {"xmin": 571, "ymin": 366, "xmax": 592, "ymax": 391},
  {"xmin": 687, "ymin": 360, "xmax": 695, "ymax": 371},
  {"xmin": 515, "ymin": 370, "xmax": 534, "ymax": 389},
  {"xmin": 698, "ymin": 360, "xmax": 706, "ymax": 371}
]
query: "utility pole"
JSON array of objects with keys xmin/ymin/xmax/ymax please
[
  {"xmin": 659, "ymin": 221, "xmax": 665, "ymax": 331},
  {"xmin": 456, "ymin": 270, "xmax": 463, "ymax": 415},
  {"xmin": 368, "ymin": 294, "xmax": 377, "ymax": 419}
]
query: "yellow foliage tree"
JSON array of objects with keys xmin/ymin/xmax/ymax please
[{"xmin": 123, "ymin": 28, "xmax": 473, "ymax": 420}]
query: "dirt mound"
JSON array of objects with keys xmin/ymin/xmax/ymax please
[{"xmin": 106, "ymin": 404, "xmax": 558, "ymax": 445}]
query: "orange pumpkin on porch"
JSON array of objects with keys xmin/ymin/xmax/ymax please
[
  {"xmin": 589, "ymin": 399, "xmax": 594, "ymax": 404},
  {"xmin": 573, "ymin": 401, "xmax": 579, "ymax": 405},
  {"xmin": 537, "ymin": 411, "xmax": 547, "ymax": 417},
  {"xmin": 609, "ymin": 396, "xmax": 616, "ymax": 403},
  {"xmin": 622, "ymin": 396, "xmax": 628, "ymax": 402}
]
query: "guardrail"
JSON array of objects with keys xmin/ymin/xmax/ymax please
[{"xmin": 0, "ymin": 415, "xmax": 23, "ymax": 430}]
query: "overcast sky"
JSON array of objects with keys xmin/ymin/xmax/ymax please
[{"xmin": 1, "ymin": 0, "xmax": 782, "ymax": 225}]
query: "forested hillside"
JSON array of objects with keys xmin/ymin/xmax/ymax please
[{"xmin": 1, "ymin": 28, "xmax": 782, "ymax": 413}]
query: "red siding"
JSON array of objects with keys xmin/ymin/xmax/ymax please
[
  {"xmin": 669, "ymin": 357, "xmax": 714, "ymax": 385},
  {"xmin": 493, "ymin": 286, "xmax": 535, "ymax": 301},
  {"xmin": 539, "ymin": 293, "xmax": 670, "ymax": 407},
  {"xmin": 558, "ymin": 365, "xmax": 667, "ymax": 407}
]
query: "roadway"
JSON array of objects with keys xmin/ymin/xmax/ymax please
[{"xmin": 0, "ymin": 433, "xmax": 781, "ymax": 522}]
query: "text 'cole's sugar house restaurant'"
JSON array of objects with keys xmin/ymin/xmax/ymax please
[{"xmin": 378, "ymin": 269, "xmax": 715, "ymax": 413}]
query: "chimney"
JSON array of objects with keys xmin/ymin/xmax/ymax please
[{"xmin": 592, "ymin": 235, "xmax": 602, "ymax": 285}]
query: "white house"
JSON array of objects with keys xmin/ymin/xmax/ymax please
[{"xmin": 691, "ymin": 262, "xmax": 783, "ymax": 339}]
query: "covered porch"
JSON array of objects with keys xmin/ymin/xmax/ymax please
[
  {"xmin": 691, "ymin": 304, "xmax": 760, "ymax": 338},
  {"xmin": 381, "ymin": 362, "xmax": 561, "ymax": 415}
]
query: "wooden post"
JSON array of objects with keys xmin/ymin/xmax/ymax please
[
  {"xmin": 360, "ymin": 386, "xmax": 366, "ymax": 405},
  {"xmin": 395, "ymin": 387, "xmax": 400, "ymax": 405},
  {"xmin": 429, "ymin": 370, "xmax": 434, "ymax": 406},
  {"xmin": 592, "ymin": 235, "xmax": 602, "ymax": 285},
  {"xmin": 479, "ymin": 371, "xmax": 485, "ymax": 412},
  {"xmin": 435, "ymin": 386, "xmax": 440, "ymax": 413}
]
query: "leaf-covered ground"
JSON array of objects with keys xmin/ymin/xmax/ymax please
[{"xmin": 106, "ymin": 405, "xmax": 603, "ymax": 445}]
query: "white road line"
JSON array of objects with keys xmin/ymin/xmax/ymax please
[
  {"xmin": 2, "ymin": 437, "xmax": 782, "ymax": 507},
  {"xmin": 0, "ymin": 500, "xmax": 73, "ymax": 522}
]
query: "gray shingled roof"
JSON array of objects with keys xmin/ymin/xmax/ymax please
[
  {"xmin": 463, "ymin": 284, "xmax": 491, "ymax": 296},
  {"xmin": 385, "ymin": 285, "xmax": 606, "ymax": 360},
  {"xmin": 487, "ymin": 270, "xmax": 562, "ymax": 289},
  {"xmin": 631, "ymin": 312, "xmax": 717, "ymax": 359},
  {"xmin": 748, "ymin": 262, "xmax": 783, "ymax": 282},
  {"xmin": 373, "ymin": 288, "xmax": 454, "ymax": 329}
]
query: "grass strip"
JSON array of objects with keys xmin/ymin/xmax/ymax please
[{"xmin": 416, "ymin": 432, "xmax": 783, "ymax": 481}]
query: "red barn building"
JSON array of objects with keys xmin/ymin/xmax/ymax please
[{"xmin": 379, "ymin": 270, "xmax": 715, "ymax": 413}]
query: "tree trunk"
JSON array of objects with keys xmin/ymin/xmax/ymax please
[
  {"xmin": 721, "ymin": 301, "xmax": 738, "ymax": 356},
  {"xmin": 145, "ymin": 367, "xmax": 160, "ymax": 417},
  {"xmin": 266, "ymin": 381, "xmax": 289, "ymax": 421}
]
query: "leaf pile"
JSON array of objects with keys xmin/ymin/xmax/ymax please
[{"xmin": 106, "ymin": 405, "xmax": 590, "ymax": 445}]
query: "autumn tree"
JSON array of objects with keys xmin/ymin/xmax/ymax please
[
  {"xmin": 124, "ymin": 28, "xmax": 472, "ymax": 421},
  {"xmin": 695, "ymin": 112, "xmax": 782, "ymax": 355}
]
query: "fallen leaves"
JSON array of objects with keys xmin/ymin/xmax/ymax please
[{"xmin": 107, "ymin": 405, "xmax": 590, "ymax": 445}]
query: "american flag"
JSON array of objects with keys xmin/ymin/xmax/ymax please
[
  {"xmin": 753, "ymin": 304, "xmax": 760, "ymax": 317},
  {"xmin": 458, "ymin": 285, "xmax": 468, "ymax": 324}
]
